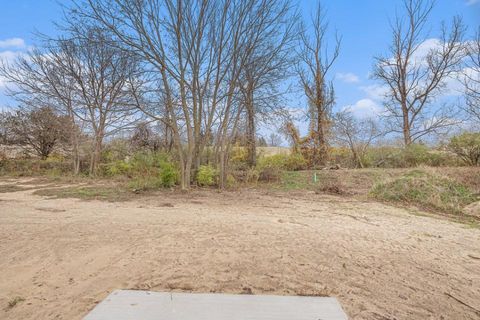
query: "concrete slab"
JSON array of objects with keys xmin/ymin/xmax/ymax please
[{"xmin": 83, "ymin": 290, "xmax": 348, "ymax": 320}]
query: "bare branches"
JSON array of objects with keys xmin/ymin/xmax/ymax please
[
  {"xmin": 0, "ymin": 25, "xmax": 142, "ymax": 174},
  {"xmin": 2, "ymin": 107, "xmax": 72, "ymax": 159},
  {"xmin": 297, "ymin": 2, "xmax": 340, "ymax": 166},
  {"xmin": 333, "ymin": 110, "xmax": 382, "ymax": 168},
  {"xmin": 373, "ymin": 0, "xmax": 466, "ymax": 145},
  {"xmin": 462, "ymin": 28, "xmax": 480, "ymax": 125}
]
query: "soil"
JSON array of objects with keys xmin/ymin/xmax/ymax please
[{"xmin": 0, "ymin": 178, "xmax": 479, "ymax": 319}]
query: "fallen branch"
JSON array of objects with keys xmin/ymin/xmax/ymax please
[{"xmin": 444, "ymin": 292, "xmax": 480, "ymax": 316}]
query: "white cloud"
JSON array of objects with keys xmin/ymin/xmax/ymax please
[
  {"xmin": 360, "ymin": 84, "xmax": 389, "ymax": 101},
  {"xmin": 342, "ymin": 98, "xmax": 382, "ymax": 118},
  {"xmin": 0, "ymin": 38, "xmax": 26, "ymax": 49},
  {"xmin": 336, "ymin": 72, "xmax": 360, "ymax": 83},
  {"xmin": 466, "ymin": 0, "xmax": 479, "ymax": 5},
  {"xmin": 0, "ymin": 49, "xmax": 28, "ymax": 66},
  {"xmin": 411, "ymin": 38, "xmax": 442, "ymax": 65}
]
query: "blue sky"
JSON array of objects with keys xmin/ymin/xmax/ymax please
[{"xmin": 1, "ymin": 0, "xmax": 479, "ymax": 133}]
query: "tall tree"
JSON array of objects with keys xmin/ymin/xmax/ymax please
[
  {"xmin": 462, "ymin": 28, "xmax": 480, "ymax": 126},
  {"xmin": 297, "ymin": 3, "xmax": 340, "ymax": 167},
  {"xmin": 237, "ymin": 0, "xmax": 298, "ymax": 167},
  {"xmin": 78, "ymin": 0, "xmax": 298, "ymax": 189},
  {"xmin": 55, "ymin": 27, "xmax": 141, "ymax": 174},
  {"xmin": 373, "ymin": 0, "xmax": 466, "ymax": 145}
]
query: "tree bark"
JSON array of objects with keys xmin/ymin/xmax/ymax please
[{"xmin": 245, "ymin": 88, "xmax": 256, "ymax": 168}]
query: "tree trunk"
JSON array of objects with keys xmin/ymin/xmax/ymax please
[
  {"xmin": 403, "ymin": 126, "xmax": 412, "ymax": 146},
  {"xmin": 245, "ymin": 89, "xmax": 256, "ymax": 167},
  {"xmin": 72, "ymin": 140, "xmax": 80, "ymax": 175},
  {"xmin": 89, "ymin": 131, "xmax": 104, "ymax": 176},
  {"xmin": 402, "ymin": 101, "xmax": 412, "ymax": 146}
]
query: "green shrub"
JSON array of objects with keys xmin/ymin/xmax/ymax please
[
  {"xmin": 197, "ymin": 164, "xmax": 218, "ymax": 186},
  {"xmin": 448, "ymin": 132, "xmax": 480, "ymax": 166},
  {"xmin": 256, "ymin": 155, "xmax": 284, "ymax": 181},
  {"xmin": 159, "ymin": 161, "xmax": 178, "ymax": 187},
  {"xmin": 254, "ymin": 153, "xmax": 306, "ymax": 182},
  {"xmin": 104, "ymin": 160, "xmax": 133, "ymax": 176},
  {"xmin": 403, "ymin": 144, "xmax": 431, "ymax": 167},
  {"xmin": 283, "ymin": 153, "xmax": 308, "ymax": 171},
  {"xmin": 256, "ymin": 153, "xmax": 306, "ymax": 171},
  {"xmin": 370, "ymin": 169, "xmax": 478, "ymax": 214},
  {"xmin": 105, "ymin": 151, "xmax": 178, "ymax": 189}
]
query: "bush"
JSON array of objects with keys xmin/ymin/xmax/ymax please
[
  {"xmin": 104, "ymin": 160, "xmax": 132, "ymax": 176},
  {"xmin": 254, "ymin": 153, "xmax": 304, "ymax": 181},
  {"xmin": 402, "ymin": 144, "xmax": 431, "ymax": 167},
  {"xmin": 159, "ymin": 161, "xmax": 178, "ymax": 187},
  {"xmin": 364, "ymin": 145, "xmax": 459, "ymax": 168},
  {"xmin": 104, "ymin": 151, "xmax": 178, "ymax": 190},
  {"xmin": 256, "ymin": 155, "xmax": 284, "ymax": 181},
  {"xmin": 370, "ymin": 169, "xmax": 478, "ymax": 214},
  {"xmin": 283, "ymin": 153, "xmax": 308, "ymax": 171},
  {"xmin": 254, "ymin": 153, "xmax": 307, "ymax": 182},
  {"xmin": 330, "ymin": 147, "xmax": 354, "ymax": 168},
  {"xmin": 229, "ymin": 146, "xmax": 249, "ymax": 170},
  {"xmin": 448, "ymin": 132, "xmax": 480, "ymax": 166},
  {"xmin": 197, "ymin": 164, "xmax": 218, "ymax": 186}
]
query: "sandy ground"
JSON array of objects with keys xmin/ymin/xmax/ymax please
[{"xmin": 0, "ymin": 178, "xmax": 479, "ymax": 320}]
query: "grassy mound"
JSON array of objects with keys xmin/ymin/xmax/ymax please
[{"xmin": 370, "ymin": 169, "xmax": 478, "ymax": 215}]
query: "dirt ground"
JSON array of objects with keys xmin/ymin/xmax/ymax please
[{"xmin": 0, "ymin": 178, "xmax": 479, "ymax": 320}]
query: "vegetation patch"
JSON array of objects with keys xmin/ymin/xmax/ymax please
[
  {"xmin": 0, "ymin": 184, "xmax": 26, "ymax": 193},
  {"xmin": 103, "ymin": 152, "xmax": 178, "ymax": 191},
  {"xmin": 196, "ymin": 165, "xmax": 218, "ymax": 186},
  {"xmin": 370, "ymin": 170, "xmax": 479, "ymax": 215},
  {"xmin": 34, "ymin": 185, "xmax": 133, "ymax": 202}
]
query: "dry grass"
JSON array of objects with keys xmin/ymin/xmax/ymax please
[
  {"xmin": 370, "ymin": 169, "xmax": 478, "ymax": 215},
  {"xmin": 5, "ymin": 297, "xmax": 24, "ymax": 311}
]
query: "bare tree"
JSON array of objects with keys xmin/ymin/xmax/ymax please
[
  {"xmin": 237, "ymin": 0, "xmax": 298, "ymax": 167},
  {"xmin": 77, "ymin": 0, "xmax": 298, "ymax": 189},
  {"xmin": 0, "ymin": 47, "xmax": 83, "ymax": 173},
  {"xmin": 1, "ymin": 29, "xmax": 141, "ymax": 175},
  {"xmin": 55, "ymin": 27, "xmax": 141, "ymax": 175},
  {"xmin": 462, "ymin": 28, "xmax": 480, "ymax": 126},
  {"xmin": 373, "ymin": 0, "xmax": 466, "ymax": 146},
  {"xmin": 79, "ymin": 0, "xmax": 232, "ymax": 188},
  {"xmin": 297, "ymin": 2, "xmax": 340, "ymax": 167},
  {"xmin": 4, "ymin": 106, "xmax": 71, "ymax": 159},
  {"xmin": 268, "ymin": 132, "xmax": 283, "ymax": 147},
  {"xmin": 333, "ymin": 109, "xmax": 382, "ymax": 168}
]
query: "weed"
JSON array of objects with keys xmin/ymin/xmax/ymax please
[{"xmin": 6, "ymin": 296, "xmax": 25, "ymax": 310}]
